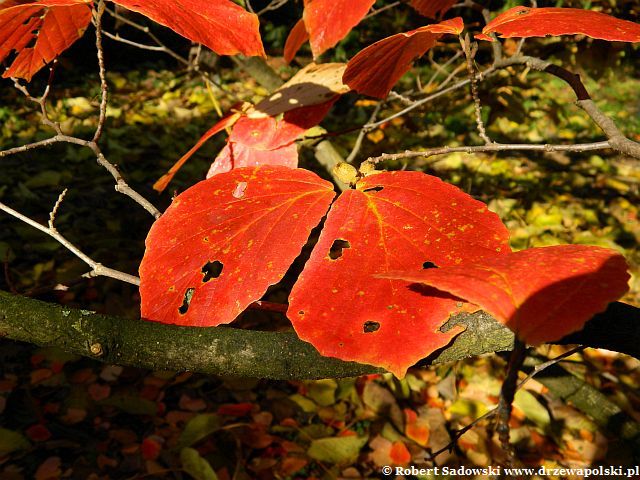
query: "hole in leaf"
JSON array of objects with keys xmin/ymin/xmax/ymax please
[
  {"xmin": 298, "ymin": 310, "xmax": 305, "ymax": 315},
  {"xmin": 202, "ymin": 261, "xmax": 223, "ymax": 282},
  {"xmin": 363, "ymin": 321, "xmax": 380, "ymax": 333},
  {"xmin": 178, "ymin": 288, "xmax": 195, "ymax": 315},
  {"xmin": 232, "ymin": 181, "xmax": 248, "ymax": 199},
  {"xmin": 422, "ymin": 261, "xmax": 438, "ymax": 269},
  {"xmin": 363, "ymin": 186, "xmax": 384, "ymax": 193},
  {"xmin": 329, "ymin": 239, "xmax": 351, "ymax": 260}
]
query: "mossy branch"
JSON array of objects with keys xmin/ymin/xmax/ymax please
[{"xmin": 0, "ymin": 290, "xmax": 638, "ymax": 380}]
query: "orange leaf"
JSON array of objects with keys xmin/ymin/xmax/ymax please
[
  {"xmin": 287, "ymin": 171, "xmax": 510, "ymax": 377},
  {"xmin": 284, "ymin": 18, "xmax": 309, "ymax": 64},
  {"xmin": 382, "ymin": 245, "xmax": 630, "ymax": 345},
  {"xmin": 389, "ymin": 441, "xmax": 411, "ymax": 465},
  {"xmin": 112, "ymin": 0, "xmax": 265, "ymax": 56},
  {"xmin": 343, "ymin": 18, "xmax": 464, "ymax": 98},
  {"xmin": 404, "ymin": 408, "xmax": 430, "ymax": 446},
  {"xmin": 302, "ymin": 0, "xmax": 375, "ymax": 58},
  {"xmin": 0, "ymin": 0, "xmax": 92, "ymax": 81},
  {"xmin": 140, "ymin": 166, "xmax": 335, "ymax": 327},
  {"xmin": 481, "ymin": 7, "xmax": 640, "ymax": 42}
]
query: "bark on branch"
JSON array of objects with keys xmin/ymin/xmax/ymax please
[{"xmin": 0, "ymin": 290, "xmax": 638, "ymax": 380}]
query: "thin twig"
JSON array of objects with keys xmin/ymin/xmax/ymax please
[
  {"xmin": 48, "ymin": 189, "xmax": 68, "ymax": 229},
  {"xmin": 367, "ymin": 141, "xmax": 611, "ymax": 164},
  {"xmin": 363, "ymin": 1, "xmax": 401, "ymax": 20},
  {"xmin": 0, "ymin": 201, "xmax": 140, "ymax": 286},
  {"xmin": 93, "ymin": 0, "xmax": 108, "ymax": 142},
  {"xmin": 460, "ymin": 33, "xmax": 492, "ymax": 144},
  {"xmin": 345, "ymin": 102, "xmax": 383, "ymax": 164}
]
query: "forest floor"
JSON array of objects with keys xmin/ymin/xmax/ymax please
[{"xmin": 1, "ymin": 52, "xmax": 639, "ymax": 479}]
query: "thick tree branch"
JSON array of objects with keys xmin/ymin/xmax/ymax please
[{"xmin": 0, "ymin": 290, "xmax": 637, "ymax": 380}]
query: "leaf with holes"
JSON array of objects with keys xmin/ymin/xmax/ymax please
[
  {"xmin": 111, "ymin": 0, "xmax": 264, "ymax": 56},
  {"xmin": 343, "ymin": 18, "xmax": 464, "ymax": 98},
  {"xmin": 409, "ymin": 0, "xmax": 457, "ymax": 19},
  {"xmin": 255, "ymin": 63, "xmax": 350, "ymax": 117},
  {"xmin": 301, "ymin": 0, "xmax": 375, "ymax": 58},
  {"xmin": 0, "ymin": 0, "xmax": 92, "ymax": 81},
  {"xmin": 140, "ymin": 166, "xmax": 335, "ymax": 327},
  {"xmin": 287, "ymin": 171, "xmax": 510, "ymax": 377},
  {"xmin": 381, "ymin": 245, "xmax": 630, "ymax": 345},
  {"xmin": 481, "ymin": 7, "xmax": 640, "ymax": 42}
]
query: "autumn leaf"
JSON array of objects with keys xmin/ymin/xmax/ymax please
[
  {"xmin": 255, "ymin": 63, "xmax": 350, "ymax": 117},
  {"xmin": 302, "ymin": 0, "xmax": 375, "ymax": 58},
  {"xmin": 409, "ymin": 0, "xmax": 457, "ymax": 19},
  {"xmin": 0, "ymin": 0, "xmax": 93, "ymax": 81},
  {"xmin": 111, "ymin": 0, "xmax": 265, "ymax": 57},
  {"xmin": 284, "ymin": 19, "xmax": 309, "ymax": 64},
  {"xmin": 343, "ymin": 18, "xmax": 464, "ymax": 98},
  {"xmin": 287, "ymin": 171, "xmax": 510, "ymax": 377},
  {"xmin": 140, "ymin": 166, "xmax": 335, "ymax": 327},
  {"xmin": 481, "ymin": 7, "xmax": 640, "ymax": 42},
  {"xmin": 206, "ymin": 99, "xmax": 337, "ymax": 178},
  {"xmin": 381, "ymin": 245, "xmax": 630, "ymax": 345}
]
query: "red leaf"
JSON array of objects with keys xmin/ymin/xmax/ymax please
[
  {"xmin": 343, "ymin": 18, "xmax": 464, "ymax": 98},
  {"xmin": 382, "ymin": 245, "xmax": 630, "ymax": 345},
  {"xmin": 287, "ymin": 171, "xmax": 510, "ymax": 377},
  {"xmin": 140, "ymin": 166, "xmax": 335, "ymax": 327},
  {"xmin": 0, "ymin": 0, "xmax": 92, "ymax": 81},
  {"xmin": 26, "ymin": 424, "xmax": 52, "ymax": 442},
  {"xmin": 141, "ymin": 437, "xmax": 163, "ymax": 461},
  {"xmin": 153, "ymin": 107, "xmax": 245, "ymax": 192},
  {"xmin": 481, "ymin": 7, "xmax": 640, "ymax": 42},
  {"xmin": 389, "ymin": 441, "xmax": 411, "ymax": 465},
  {"xmin": 302, "ymin": 0, "xmax": 375, "ymax": 58},
  {"xmin": 206, "ymin": 142, "xmax": 299, "ymax": 178},
  {"xmin": 207, "ymin": 99, "xmax": 336, "ymax": 178},
  {"xmin": 284, "ymin": 18, "xmax": 309, "ymax": 64},
  {"xmin": 409, "ymin": 0, "xmax": 457, "ymax": 19},
  {"xmin": 217, "ymin": 402, "xmax": 254, "ymax": 416},
  {"xmin": 111, "ymin": 0, "xmax": 265, "ymax": 56}
]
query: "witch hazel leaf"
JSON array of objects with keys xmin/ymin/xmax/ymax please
[
  {"xmin": 303, "ymin": 0, "xmax": 376, "ymax": 58},
  {"xmin": 284, "ymin": 18, "xmax": 310, "ymax": 64},
  {"xmin": 343, "ymin": 17, "xmax": 464, "ymax": 98},
  {"xmin": 140, "ymin": 166, "xmax": 335, "ymax": 327},
  {"xmin": 287, "ymin": 171, "xmax": 510, "ymax": 378},
  {"xmin": 0, "ymin": 0, "xmax": 92, "ymax": 81},
  {"xmin": 381, "ymin": 245, "xmax": 630, "ymax": 345},
  {"xmin": 481, "ymin": 7, "xmax": 640, "ymax": 42},
  {"xmin": 409, "ymin": 0, "xmax": 457, "ymax": 19},
  {"xmin": 111, "ymin": 0, "xmax": 265, "ymax": 56}
]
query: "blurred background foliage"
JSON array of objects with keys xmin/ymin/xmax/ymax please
[{"xmin": 1, "ymin": 0, "xmax": 639, "ymax": 478}]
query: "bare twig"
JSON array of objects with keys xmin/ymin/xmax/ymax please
[
  {"xmin": 0, "ymin": 200, "xmax": 140, "ymax": 286},
  {"xmin": 257, "ymin": 0, "xmax": 289, "ymax": 16},
  {"xmin": 366, "ymin": 140, "xmax": 611, "ymax": 164},
  {"xmin": 345, "ymin": 102, "xmax": 383, "ymax": 164},
  {"xmin": 460, "ymin": 33, "xmax": 492, "ymax": 144},
  {"xmin": 93, "ymin": 0, "xmax": 108, "ymax": 142},
  {"xmin": 48, "ymin": 189, "xmax": 68, "ymax": 229},
  {"xmin": 363, "ymin": 1, "xmax": 401, "ymax": 20}
]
